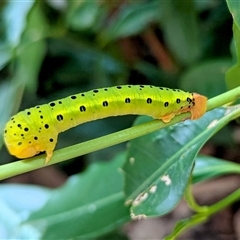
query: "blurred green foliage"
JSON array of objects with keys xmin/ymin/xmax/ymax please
[
  {"xmin": 1, "ymin": 0, "xmax": 240, "ymax": 239},
  {"xmin": 0, "ymin": 0, "xmax": 232, "ymax": 163}
]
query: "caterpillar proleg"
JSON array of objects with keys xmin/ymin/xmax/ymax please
[{"xmin": 3, "ymin": 85, "xmax": 207, "ymax": 163}]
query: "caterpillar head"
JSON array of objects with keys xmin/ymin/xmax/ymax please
[
  {"xmin": 4, "ymin": 124, "xmax": 41, "ymax": 159},
  {"xmin": 3, "ymin": 112, "xmax": 57, "ymax": 162},
  {"xmin": 4, "ymin": 138, "xmax": 40, "ymax": 159},
  {"xmin": 191, "ymin": 93, "xmax": 207, "ymax": 120}
]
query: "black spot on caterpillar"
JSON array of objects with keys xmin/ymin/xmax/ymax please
[{"xmin": 3, "ymin": 85, "xmax": 207, "ymax": 163}]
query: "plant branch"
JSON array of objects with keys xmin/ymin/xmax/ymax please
[{"xmin": 1, "ymin": 86, "xmax": 240, "ymax": 180}]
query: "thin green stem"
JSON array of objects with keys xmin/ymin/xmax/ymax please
[
  {"xmin": 184, "ymin": 181, "xmax": 208, "ymax": 213},
  {"xmin": 1, "ymin": 86, "xmax": 240, "ymax": 180},
  {"xmin": 165, "ymin": 188, "xmax": 240, "ymax": 239},
  {"xmin": 207, "ymin": 86, "xmax": 240, "ymax": 111},
  {"xmin": 208, "ymin": 188, "xmax": 240, "ymax": 215},
  {"xmin": 0, "ymin": 114, "xmax": 188, "ymax": 180}
]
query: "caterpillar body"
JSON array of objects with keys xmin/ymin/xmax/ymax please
[{"xmin": 4, "ymin": 85, "xmax": 207, "ymax": 163}]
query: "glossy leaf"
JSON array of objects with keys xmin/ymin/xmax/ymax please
[
  {"xmin": 0, "ymin": 184, "xmax": 50, "ymax": 239},
  {"xmin": 24, "ymin": 153, "xmax": 130, "ymax": 239},
  {"xmin": 2, "ymin": 1, "xmax": 34, "ymax": 46},
  {"xmin": 193, "ymin": 155, "xmax": 240, "ymax": 183},
  {"xmin": 226, "ymin": 22, "xmax": 240, "ymax": 90},
  {"xmin": 123, "ymin": 106, "xmax": 240, "ymax": 218}
]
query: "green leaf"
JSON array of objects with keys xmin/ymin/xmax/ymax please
[
  {"xmin": 0, "ymin": 1, "xmax": 35, "ymax": 69},
  {"xmin": 193, "ymin": 155, "xmax": 240, "ymax": 184},
  {"xmin": 24, "ymin": 153, "xmax": 130, "ymax": 239},
  {"xmin": 226, "ymin": 0, "xmax": 240, "ymax": 30},
  {"xmin": 0, "ymin": 43, "xmax": 12, "ymax": 70},
  {"xmin": 99, "ymin": 1, "xmax": 161, "ymax": 45},
  {"xmin": 226, "ymin": 22, "xmax": 240, "ymax": 90},
  {"xmin": 66, "ymin": 1, "xmax": 106, "ymax": 31},
  {"xmin": 0, "ymin": 184, "xmax": 50, "ymax": 239},
  {"xmin": 181, "ymin": 59, "xmax": 230, "ymax": 97},
  {"xmin": 226, "ymin": 64, "xmax": 240, "ymax": 90},
  {"xmin": 161, "ymin": 0, "xmax": 201, "ymax": 65},
  {"xmin": 2, "ymin": 1, "xmax": 35, "ymax": 46},
  {"xmin": 123, "ymin": 106, "xmax": 240, "ymax": 218},
  {"xmin": 12, "ymin": 2, "xmax": 47, "ymax": 92}
]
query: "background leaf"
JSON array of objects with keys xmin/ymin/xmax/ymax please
[
  {"xmin": 99, "ymin": 1, "xmax": 161, "ymax": 44},
  {"xmin": 161, "ymin": 0, "xmax": 201, "ymax": 65},
  {"xmin": 0, "ymin": 184, "xmax": 50, "ymax": 239},
  {"xmin": 24, "ymin": 153, "xmax": 130, "ymax": 239},
  {"xmin": 181, "ymin": 59, "xmax": 230, "ymax": 97},
  {"xmin": 226, "ymin": 22, "xmax": 240, "ymax": 90},
  {"xmin": 193, "ymin": 155, "xmax": 240, "ymax": 183}
]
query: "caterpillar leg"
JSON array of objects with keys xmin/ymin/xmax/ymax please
[
  {"xmin": 161, "ymin": 113, "xmax": 176, "ymax": 123},
  {"xmin": 45, "ymin": 150, "xmax": 53, "ymax": 165}
]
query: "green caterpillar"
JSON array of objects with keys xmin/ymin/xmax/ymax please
[{"xmin": 3, "ymin": 85, "xmax": 207, "ymax": 163}]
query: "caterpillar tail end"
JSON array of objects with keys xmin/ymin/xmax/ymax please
[
  {"xmin": 45, "ymin": 150, "xmax": 53, "ymax": 165},
  {"xmin": 191, "ymin": 93, "xmax": 207, "ymax": 120}
]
